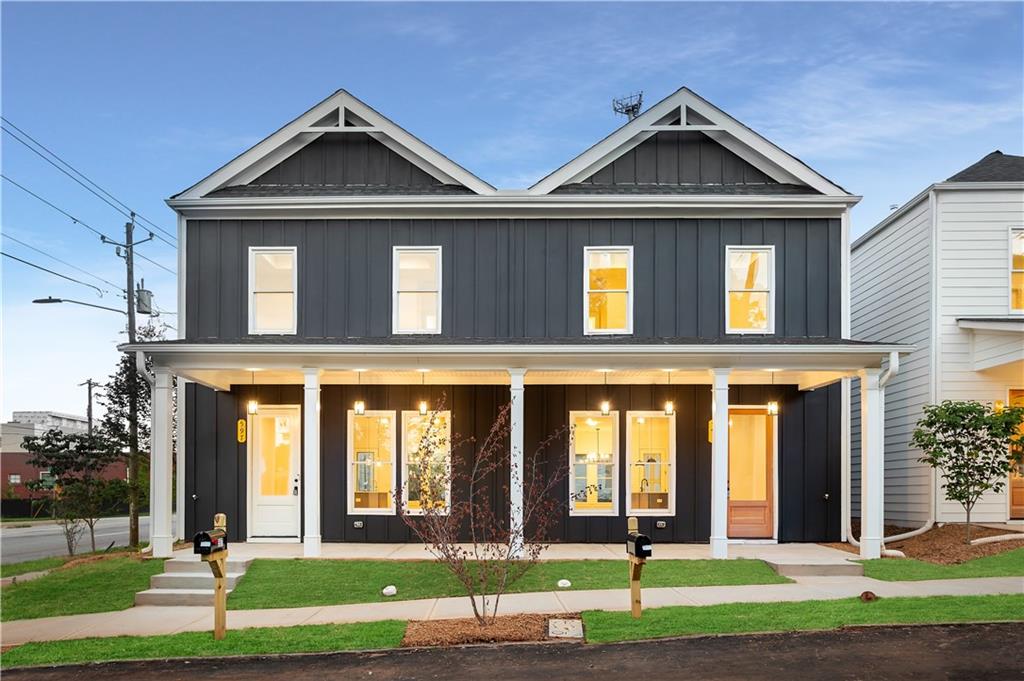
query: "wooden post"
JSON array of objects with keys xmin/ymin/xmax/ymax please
[
  {"xmin": 627, "ymin": 516, "xmax": 645, "ymax": 619},
  {"xmin": 201, "ymin": 513, "xmax": 228, "ymax": 640}
]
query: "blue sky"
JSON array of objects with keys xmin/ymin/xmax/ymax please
[{"xmin": 2, "ymin": 1, "xmax": 1022, "ymax": 418}]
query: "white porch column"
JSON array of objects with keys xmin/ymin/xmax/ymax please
[
  {"xmin": 175, "ymin": 378, "xmax": 186, "ymax": 541},
  {"xmin": 151, "ymin": 367, "xmax": 175, "ymax": 557},
  {"xmin": 859, "ymin": 368, "xmax": 884, "ymax": 560},
  {"xmin": 303, "ymin": 368, "xmax": 322, "ymax": 557},
  {"xmin": 710, "ymin": 368, "xmax": 731, "ymax": 559},
  {"xmin": 509, "ymin": 368, "xmax": 526, "ymax": 559}
]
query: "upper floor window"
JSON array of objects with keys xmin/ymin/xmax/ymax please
[
  {"xmin": 1011, "ymin": 228, "xmax": 1024, "ymax": 313},
  {"xmin": 8, "ymin": 474, "xmax": 21, "ymax": 485},
  {"xmin": 585, "ymin": 247, "xmax": 633, "ymax": 334},
  {"xmin": 393, "ymin": 247, "xmax": 441, "ymax": 334},
  {"xmin": 248, "ymin": 247, "xmax": 297, "ymax": 334},
  {"xmin": 725, "ymin": 246, "xmax": 775, "ymax": 334}
]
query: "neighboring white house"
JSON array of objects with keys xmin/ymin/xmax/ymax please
[{"xmin": 851, "ymin": 150, "xmax": 1024, "ymax": 528}]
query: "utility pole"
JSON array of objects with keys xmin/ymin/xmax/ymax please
[{"xmin": 78, "ymin": 379, "xmax": 100, "ymax": 435}]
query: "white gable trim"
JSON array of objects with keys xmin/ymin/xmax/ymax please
[
  {"xmin": 528, "ymin": 88, "xmax": 849, "ymax": 197},
  {"xmin": 174, "ymin": 91, "xmax": 495, "ymax": 200}
]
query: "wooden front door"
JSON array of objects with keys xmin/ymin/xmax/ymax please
[
  {"xmin": 1010, "ymin": 390, "xmax": 1024, "ymax": 519},
  {"xmin": 728, "ymin": 408, "xmax": 774, "ymax": 538}
]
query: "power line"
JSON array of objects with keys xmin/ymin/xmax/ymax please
[
  {"xmin": 3, "ymin": 232, "xmax": 125, "ymax": 294},
  {"xmin": 0, "ymin": 118, "xmax": 177, "ymax": 246},
  {"xmin": 2, "ymin": 174, "xmax": 176, "ymax": 275},
  {"xmin": 2, "ymin": 251, "xmax": 105, "ymax": 295}
]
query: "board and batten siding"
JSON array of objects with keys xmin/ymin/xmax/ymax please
[
  {"xmin": 934, "ymin": 187, "xmax": 1024, "ymax": 523},
  {"xmin": 850, "ymin": 197, "xmax": 934, "ymax": 527},
  {"xmin": 185, "ymin": 218, "xmax": 843, "ymax": 341}
]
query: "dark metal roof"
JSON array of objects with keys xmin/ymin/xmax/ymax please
[
  {"xmin": 134, "ymin": 336, "xmax": 891, "ymax": 347},
  {"xmin": 946, "ymin": 151, "xmax": 1024, "ymax": 183},
  {"xmin": 550, "ymin": 183, "xmax": 817, "ymax": 196},
  {"xmin": 205, "ymin": 184, "xmax": 476, "ymax": 198}
]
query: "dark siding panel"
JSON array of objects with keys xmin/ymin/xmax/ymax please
[
  {"xmin": 806, "ymin": 219, "xmax": 830, "ymax": 337},
  {"xmin": 784, "ymin": 220, "xmax": 808, "ymax": 337}
]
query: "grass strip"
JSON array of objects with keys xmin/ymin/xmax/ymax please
[{"xmin": 860, "ymin": 548, "xmax": 1024, "ymax": 581}]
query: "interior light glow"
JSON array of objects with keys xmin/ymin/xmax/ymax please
[
  {"xmin": 354, "ymin": 400, "xmax": 366, "ymax": 415},
  {"xmin": 247, "ymin": 400, "xmax": 258, "ymax": 415}
]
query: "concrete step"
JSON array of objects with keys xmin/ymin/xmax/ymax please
[
  {"xmin": 767, "ymin": 561, "xmax": 864, "ymax": 577},
  {"xmin": 135, "ymin": 588, "xmax": 233, "ymax": 607},
  {"xmin": 163, "ymin": 558, "xmax": 252, "ymax": 574},
  {"xmin": 150, "ymin": 572, "xmax": 245, "ymax": 590}
]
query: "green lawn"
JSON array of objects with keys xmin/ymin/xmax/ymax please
[
  {"xmin": 861, "ymin": 548, "xmax": 1024, "ymax": 581},
  {"xmin": 1, "ymin": 557, "xmax": 165, "ymax": 621},
  {"xmin": 1, "ymin": 620, "xmax": 406, "ymax": 669},
  {"xmin": 0, "ymin": 556, "xmax": 68, "ymax": 578},
  {"xmin": 583, "ymin": 593, "xmax": 1024, "ymax": 643},
  {"xmin": 228, "ymin": 558, "xmax": 789, "ymax": 610}
]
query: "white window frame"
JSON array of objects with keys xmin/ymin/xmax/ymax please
[
  {"xmin": 248, "ymin": 246, "xmax": 298, "ymax": 335},
  {"xmin": 401, "ymin": 410, "xmax": 452, "ymax": 515},
  {"xmin": 392, "ymin": 246, "xmax": 443, "ymax": 334},
  {"xmin": 724, "ymin": 245, "xmax": 776, "ymax": 335},
  {"xmin": 1010, "ymin": 226, "xmax": 1024, "ymax": 315},
  {"xmin": 583, "ymin": 246, "xmax": 634, "ymax": 335},
  {"xmin": 8, "ymin": 474, "xmax": 21, "ymax": 485},
  {"xmin": 625, "ymin": 411, "xmax": 676, "ymax": 516},
  {"xmin": 346, "ymin": 409, "xmax": 397, "ymax": 516},
  {"xmin": 568, "ymin": 410, "xmax": 620, "ymax": 516}
]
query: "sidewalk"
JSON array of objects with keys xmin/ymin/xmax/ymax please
[{"xmin": 3, "ymin": 575, "xmax": 1021, "ymax": 646}]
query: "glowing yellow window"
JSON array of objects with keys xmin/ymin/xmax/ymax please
[
  {"xmin": 1012, "ymin": 230, "xmax": 1024, "ymax": 312},
  {"xmin": 585, "ymin": 248, "xmax": 632, "ymax": 334},
  {"xmin": 627, "ymin": 413, "xmax": 675, "ymax": 515},
  {"xmin": 570, "ymin": 412, "xmax": 618, "ymax": 514},
  {"xmin": 348, "ymin": 411, "xmax": 395, "ymax": 514},
  {"xmin": 726, "ymin": 246, "xmax": 774, "ymax": 333},
  {"xmin": 403, "ymin": 410, "xmax": 452, "ymax": 514},
  {"xmin": 257, "ymin": 414, "xmax": 292, "ymax": 496}
]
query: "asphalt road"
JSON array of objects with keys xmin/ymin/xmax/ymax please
[
  {"xmin": 7, "ymin": 623, "xmax": 1022, "ymax": 680},
  {"xmin": 0, "ymin": 515, "xmax": 155, "ymax": 564}
]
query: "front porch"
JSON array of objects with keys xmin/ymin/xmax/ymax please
[{"xmin": 130, "ymin": 339, "xmax": 910, "ymax": 562}]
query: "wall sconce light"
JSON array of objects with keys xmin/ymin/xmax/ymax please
[
  {"xmin": 419, "ymin": 400, "xmax": 429, "ymax": 415},
  {"xmin": 247, "ymin": 399, "xmax": 258, "ymax": 415},
  {"xmin": 994, "ymin": 400, "xmax": 1006, "ymax": 412},
  {"xmin": 600, "ymin": 400, "xmax": 611, "ymax": 416},
  {"xmin": 767, "ymin": 401, "xmax": 779, "ymax": 416},
  {"xmin": 354, "ymin": 400, "xmax": 366, "ymax": 415},
  {"xmin": 664, "ymin": 400, "xmax": 674, "ymax": 416}
]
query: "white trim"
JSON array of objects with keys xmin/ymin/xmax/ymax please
[
  {"xmin": 724, "ymin": 245, "xmax": 776, "ymax": 335},
  {"xmin": 248, "ymin": 246, "xmax": 298, "ymax": 335},
  {"xmin": 583, "ymin": 246, "xmax": 634, "ymax": 335},
  {"xmin": 246, "ymin": 403, "xmax": 303, "ymax": 541},
  {"xmin": 175, "ymin": 377, "xmax": 187, "ymax": 541},
  {"xmin": 509, "ymin": 368, "xmax": 526, "ymax": 558},
  {"xmin": 1009, "ymin": 226, "xmax": 1024, "ymax": 315},
  {"xmin": 346, "ymin": 409, "xmax": 398, "ymax": 516},
  {"xmin": 624, "ymin": 411, "xmax": 676, "ymax": 517},
  {"xmin": 177, "ymin": 214, "xmax": 186, "ymax": 340},
  {"xmin": 400, "ymin": 409, "xmax": 452, "ymax": 516},
  {"xmin": 1008, "ymin": 387, "xmax": 1024, "ymax": 521},
  {"xmin": 568, "ymin": 410, "xmax": 620, "ymax": 517},
  {"xmin": 392, "ymin": 246, "xmax": 442, "ymax": 335},
  {"xmin": 709, "ymin": 368, "xmax": 730, "ymax": 558},
  {"xmin": 841, "ymin": 207, "xmax": 851, "ymax": 338}
]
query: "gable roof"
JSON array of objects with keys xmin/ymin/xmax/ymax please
[
  {"xmin": 528, "ymin": 87, "xmax": 850, "ymax": 197},
  {"xmin": 946, "ymin": 150, "xmax": 1024, "ymax": 182},
  {"xmin": 172, "ymin": 90, "xmax": 495, "ymax": 200}
]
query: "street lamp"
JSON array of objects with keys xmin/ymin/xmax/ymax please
[{"xmin": 33, "ymin": 296, "xmax": 127, "ymax": 315}]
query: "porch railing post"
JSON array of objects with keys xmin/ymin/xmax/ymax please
[
  {"xmin": 303, "ymin": 368, "xmax": 322, "ymax": 557},
  {"xmin": 151, "ymin": 366, "xmax": 175, "ymax": 557},
  {"xmin": 509, "ymin": 368, "xmax": 526, "ymax": 559},
  {"xmin": 859, "ymin": 368, "xmax": 884, "ymax": 559},
  {"xmin": 710, "ymin": 368, "xmax": 731, "ymax": 559}
]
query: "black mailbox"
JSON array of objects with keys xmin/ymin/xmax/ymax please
[
  {"xmin": 626, "ymin": 531, "xmax": 653, "ymax": 559},
  {"xmin": 193, "ymin": 528, "xmax": 228, "ymax": 555}
]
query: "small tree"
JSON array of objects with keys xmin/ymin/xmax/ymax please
[
  {"xmin": 912, "ymin": 400, "xmax": 1024, "ymax": 542},
  {"xmin": 397, "ymin": 400, "xmax": 568, "ymax": 625},
  {"xmin": 23, "ymin": 429, "xmax": 128, "ymax": 553}
]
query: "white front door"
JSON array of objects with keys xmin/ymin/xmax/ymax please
[{"xmin": 249, "ymin": 405, "xmax": 302, "ymax": 538}]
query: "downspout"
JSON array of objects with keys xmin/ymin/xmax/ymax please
[{"xmin": 135, "ymin": 351, "xmax": 155, "ymax": 554}]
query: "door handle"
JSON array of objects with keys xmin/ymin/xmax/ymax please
[
  {"xmin": 292, "ymin": 477, "xmax": 300, "ymax": 496},
  {"xmin": 191, "ymin": 493, "xmax": 198, "ymax": 501}
]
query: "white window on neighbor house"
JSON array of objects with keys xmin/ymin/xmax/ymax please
[
  {"xmin": 347, "ymin": 410, "xmax": 396, "ymax": 515},
  {"xmin": 569, "ymin": 411, "xmax": 619, "ymax": 516},
  {"xmin": 584, "ymin": 247, "xmax": 633, "ymax": 334},
  {"xmin": 1011, "ymin": 228, "xmax": 1024, "ymax": 313},
  {"xmin": 393, "ymin": 247, "xmax": 442, "ymax": 334},
  {"xmin": 725, "ymin": 246, "xmax": 775, "ymax": 334},
  {"xmin": 248, "ymin": 247, "xmax": 297, "ymax": 334},
  {"xmin": 401, "ymin": 410, "xmax": 452, "ymax": 514},
  {"xmin": 626, "ymin": 412, "xmax": 676, "ymax": 516},
  {"xmin": 8, "ymin": 474, "xmax": 21, "ymax": 485}
]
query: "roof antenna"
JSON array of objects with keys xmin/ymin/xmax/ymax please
[{"xmin": 612, "ymin": 92, "xmax": 643, "ymax": 121}]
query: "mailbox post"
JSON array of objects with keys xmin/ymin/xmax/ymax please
[
  {"xmin": 625, "ymin": 516, "xmax": 652, "ymax": 619},
  {"xmin": 194, "ymin": 513, "xmax": 229, "ymax": 640}
]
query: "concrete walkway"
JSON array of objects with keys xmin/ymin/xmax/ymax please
[{"xmin": 3, "ymin": 574, "xmax": 1020, "ymax": 646}]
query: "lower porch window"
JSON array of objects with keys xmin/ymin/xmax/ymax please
[
  {"xmin": 626, "ymin": 412, "xmax": 675, "ymax": 515},
  {"xmin": 402, "ymin": 410, "xmax": 452, "ymax": 514},
  {"xmin": 569, "ymin": 411, "xmax": 618, "ymax": 515},
  {"xmin": 347, "ymin": 411, "xmax": 396, "ymax": 515}
]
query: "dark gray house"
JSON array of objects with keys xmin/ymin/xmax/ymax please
[{"xmin": 131, "ymin": 87, "xmax": 907, "ymax": 561}]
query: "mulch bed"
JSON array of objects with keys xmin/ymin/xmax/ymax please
[
  {"xmin": 823, "ymin": 522, "xmax": 1023, "ymax": 564},
  {"xmin": 402, "ymin": 613, "xmax": 580, "ymax": 647}
]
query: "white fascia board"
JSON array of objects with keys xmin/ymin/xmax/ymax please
[
  {"xmin": 933, "ymin": 181, "xmax": 1024, "ymax": 192},
  {"xmin": 528, "ymin": 87, "xmax": 852, "ymax": 197}
]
